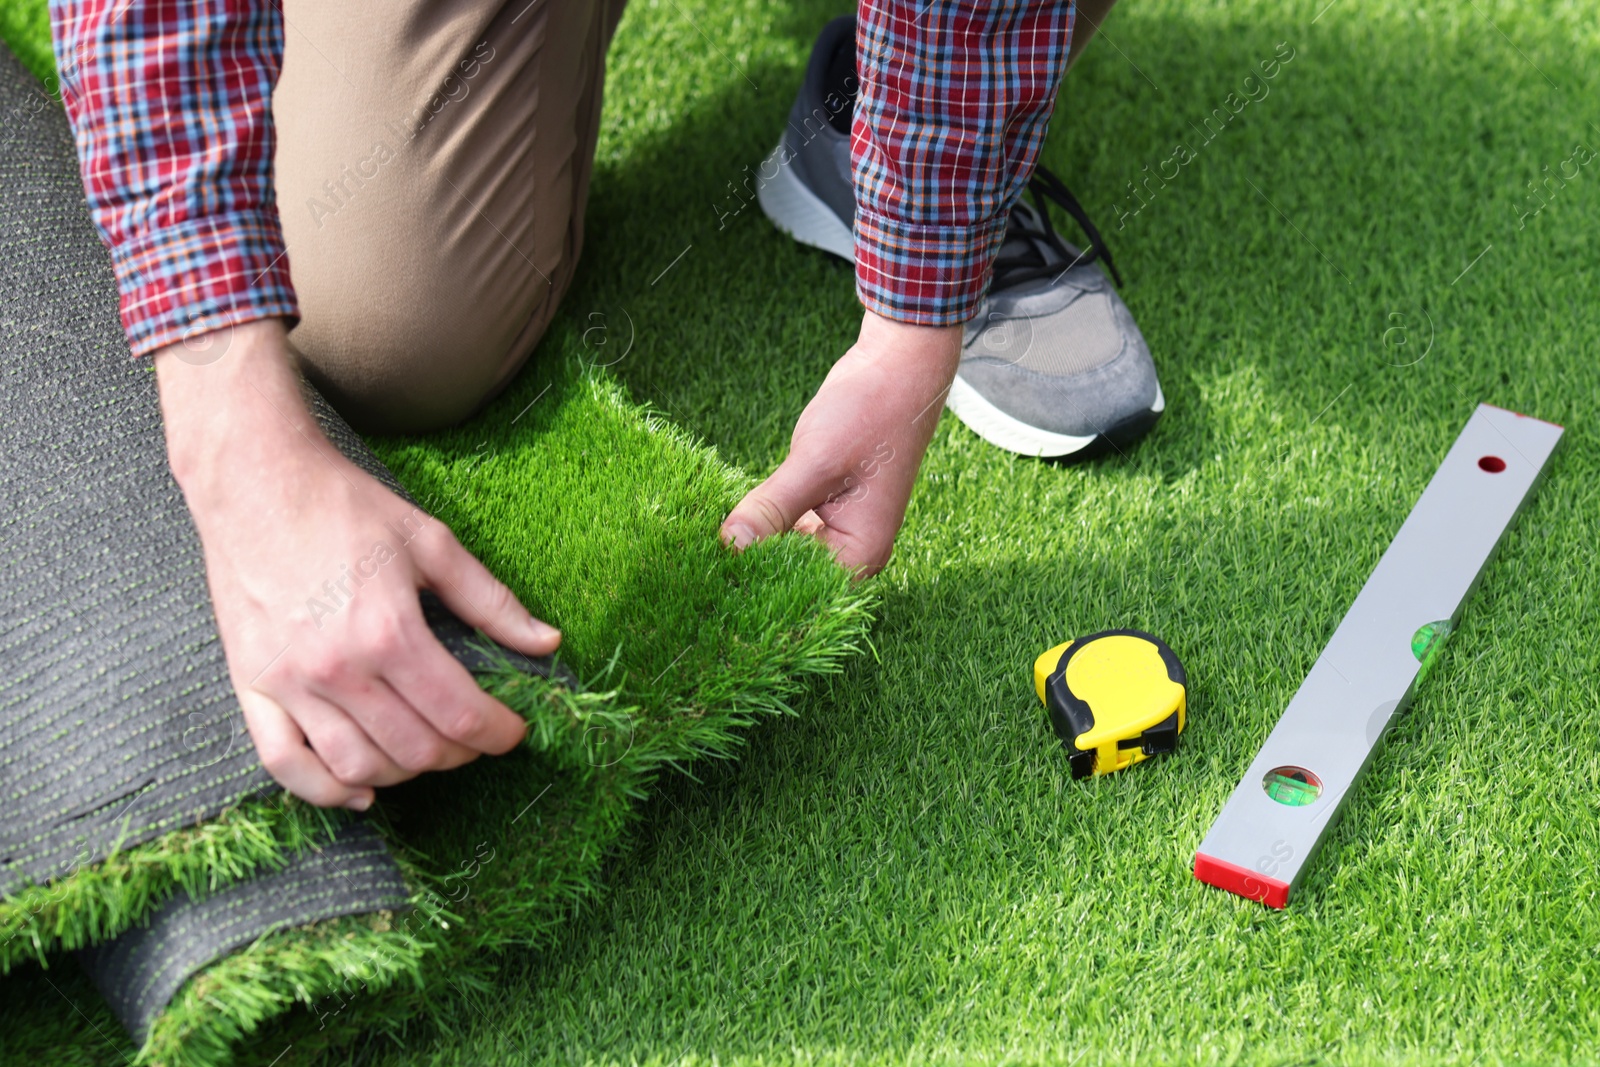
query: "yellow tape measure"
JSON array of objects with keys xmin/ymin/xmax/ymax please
[{"xmin": 1033, "ymin": 629, "xmax": 1187, "ymax": 778}]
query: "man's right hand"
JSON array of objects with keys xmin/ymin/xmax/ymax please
[{"xmin": 156, "ymin": 319, "xmax": 560, "ymax": 810}]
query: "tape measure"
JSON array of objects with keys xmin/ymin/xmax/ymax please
[{"xmin": 1033, "ymin": 629, "xmax": 1187, "ymax": 779}]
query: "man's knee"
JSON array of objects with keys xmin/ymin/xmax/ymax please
[{"xmin": 290, "ymin": 273, "xmax": 550, "ymax": 435}]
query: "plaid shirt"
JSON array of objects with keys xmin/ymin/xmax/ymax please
[
  {"xmin": 49, "ymin": 0, "xmax": 1073, "ymax": 356},
  {"xmin": 854, "ymin": 0, "xmax": 1074, "ymax": 326}
]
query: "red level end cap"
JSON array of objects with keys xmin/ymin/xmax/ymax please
[{"xmin": 1193, "ymin": 853, "xmax": 1289, "ymax": 909}]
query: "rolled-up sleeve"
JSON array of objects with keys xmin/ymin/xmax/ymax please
[
  {"xmin": 851, "ymin": 0, "xmax": 1074, "ymax": 326},
  {"xmin": 49, "ymin": 0, "xmax": 297, "ymax": 357}
]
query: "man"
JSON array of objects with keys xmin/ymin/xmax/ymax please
[{"xmin": 50, "ymin": 0, "xmax": 1160, "ymax": 811}]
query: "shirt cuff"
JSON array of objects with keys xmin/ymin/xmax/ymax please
[
  {"xmin": 109, "ymin": 210, "xmax": 299, "ymax": 358},
  {"xmin": 853, "ymin": 206, "xmax": 1009, "ymax": 327}
]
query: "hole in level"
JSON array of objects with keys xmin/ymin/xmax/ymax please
[
  {"xmin": 1478, "ymin": 455, "xmax": 1507, "ymax": 473},
  {"xmin": 1263, "ymin": 766, "xmax": 1322, "ymax": 806}
]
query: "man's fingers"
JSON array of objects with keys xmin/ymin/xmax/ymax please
[
  {"xmin": 288, "ymin": 690, "xmax": 413, "ymax": 787},
  {"xmin": 804, "ymin": 518, "xmax": 890, "ymax": 578},
  {"xmin": 239, "ymin": 689, "xmax": 374, "ymax": 810},
  {"xmin": 793, "ymin": 509, "xmax": 826, "ymax": 536},
  {"xmin": 382, "ymin": 630, "xmax": 528, "ymax": 757},
  {"xmin": 298, "ymin": 670, "xmax": 478, "ymax": 777},
  {"xmin": 722, "ymin": 460, "xmax": 824, "ymax": 550},
  {"xmin": 412, "ymin": 525, "xmax": 560, "ymax": 657},
  {"xmin": 722, "ymin": 463, "xmax": 890, "ymax": 574}
]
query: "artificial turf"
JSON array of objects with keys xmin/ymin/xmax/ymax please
[
  {"xmin": 0, "ymin": 355, "xmax": 872, "ymax": 1064},
  {"xmin": 4, "ymin": 0, "xmax": 1600, "ymax": 1063}
]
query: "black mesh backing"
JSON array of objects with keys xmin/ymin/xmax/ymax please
[
  {"xmin": 0, "ymin": 46, "xmax": 565, "ymax": 1041},
  {"xmin": 77, "ymin": 822, "xmax": 411, "ymax": 1042},
  {"xmin": 0, "ymin": 48, "xmax": 277, "ymax": 895}
]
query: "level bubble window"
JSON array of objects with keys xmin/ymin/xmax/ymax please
[{"xmin": 1263, "ymin": 766, "xmax": 1322, "ymax": 806}]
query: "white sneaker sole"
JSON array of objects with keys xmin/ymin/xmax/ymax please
[
  {"xmin": 755, "ymin": 143, "xmax": 857, "ymax": 262},
  {"xmin": 945, "ymin": 375, "xmax": 1166, "ymax": 458}
]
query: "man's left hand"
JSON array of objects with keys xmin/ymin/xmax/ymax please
[{"xmin": 721, "ymin": 309, "xmax": 961, "ymax": 577}]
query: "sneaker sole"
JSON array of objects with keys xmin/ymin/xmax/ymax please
[
  {"xmin": 756, "ymin": 143, "xmax": 857, "ymax": 262},
  {"xmin": 945, "ymin": 375, "xmax": 1166, "ymax": 459}
]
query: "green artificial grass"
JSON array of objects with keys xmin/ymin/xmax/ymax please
[
  {"xmin": 0, "ymin": 327, "xmax": 871, "ymax": 1064},
  {"xmin": 0, "ymin": 798, "xmax": 342, "ymax": 974},
  {"xmin": 6, "ymin": 0, "xmax": 1600, "ymax": 1063},
  {"xmin": 0, "ymin": 0, "xmax": 48, "ymax": 87}
]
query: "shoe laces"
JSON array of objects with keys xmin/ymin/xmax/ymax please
[{"xmin": 991, "ymin": 166, "xmax": 1124, "ymax": 290}]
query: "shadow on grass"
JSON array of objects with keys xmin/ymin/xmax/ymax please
[{"xmin": 373, "ymin": 3, "xmax": 1597, "ymax": 1064}]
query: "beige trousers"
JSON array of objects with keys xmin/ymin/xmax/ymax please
[
  {"xmin": 273, "ymin": 0, "xmax": 1116, "ymax": 433},
  {"xmin": 273, "ymin": 0, "xmax": 628, "ymax": 432},
  {"xmin": 1069, "ymin": 0, "xmax": 1118, "ymax": 69}
]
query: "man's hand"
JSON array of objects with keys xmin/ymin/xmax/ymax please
[
  {"xmin": 721, "ymin": 310, "xmax": 961, "ymax": 576},
  {"xmin": 157, "ymin": 319, "xmax": 560, "ymax": 810}
]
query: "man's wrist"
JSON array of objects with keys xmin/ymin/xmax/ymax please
[
  {"xmin": 155, "ymin": 317, "xmax": 322, "ymax": 497},
  {"xmin": 857, "ymin": 309, "xmax": 963, "ymax": 377}
]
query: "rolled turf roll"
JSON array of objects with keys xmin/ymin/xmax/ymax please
[
  {"xmin": 0, "ymin": 40, "xmax": 562, "ymax": 1045},
  {"xmin": 77, "ymin": 824, "xmax": 411, "ymax": 1045},
  {"xmin": 0, "ymin": 40, "xmax": 875, "ymax": 1067},
  {"xmin": 0, "ymin": 43, "xmax": 367, "ymax": 962}
]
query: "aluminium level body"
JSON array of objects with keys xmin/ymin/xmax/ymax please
[{"xmin": 1194, "ymin": 404, "xmax": 1562, "ymax": 908}]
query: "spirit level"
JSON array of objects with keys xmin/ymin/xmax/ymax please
[{"xmin": 1194, "ymin": 404, "xmax": 1562, "ymax": 908}]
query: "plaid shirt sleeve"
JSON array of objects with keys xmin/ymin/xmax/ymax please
[
  {"xmin": 48, "ymin": 0, "xmax": 297, "ymax": 358},
  {"xmin": 852, "ymin": 0, "xmax": 1075, "ymax": 326}
]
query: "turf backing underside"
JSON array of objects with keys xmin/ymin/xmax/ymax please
[{"xmin": 3, "ymin": 0, "xmax": 1599, "ymax": 1063}]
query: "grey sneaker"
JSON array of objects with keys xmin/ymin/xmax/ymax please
[{"xmin": 757, "ymin": 15, "xmax": 1165, "ymax": 459}]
